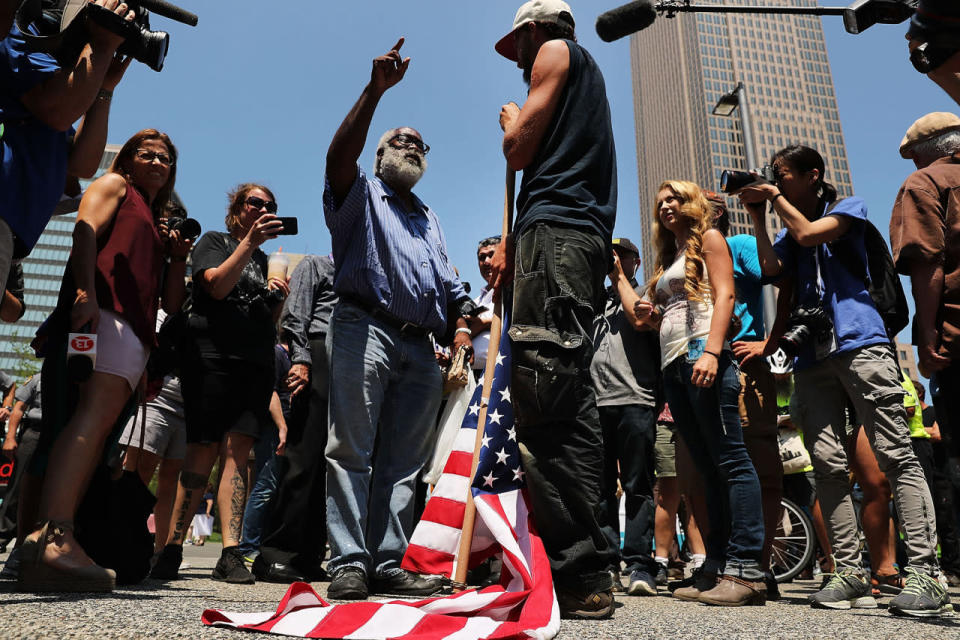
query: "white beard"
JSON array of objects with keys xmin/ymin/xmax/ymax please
[{"xmin": 378, "ymin": 146, "xmax": 426, "ymax": 191}]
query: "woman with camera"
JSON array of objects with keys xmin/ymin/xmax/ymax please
[
  {"xmin": 150, "ymin": 183, "xmax": 288, "ymax": 585},
  {"xmin": 739, "ymin": 144, "xmax": 948, "ymax": 617},
  {"xmin": 611, "ymin": 180, "xmax": 766, "ymax": 606},
  {"xmin": 19, "ymin": 129, "xmax": 190, "ymax": 593}
]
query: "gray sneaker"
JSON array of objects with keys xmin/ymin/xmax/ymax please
[
  {"xmin": 888, "ymin": 568, "xmax": 953, "ymax": 618},
  {"xmin": 809, "ymin": 570, "xmax": 877, "ymax": 610}
]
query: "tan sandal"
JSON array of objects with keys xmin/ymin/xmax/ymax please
[{"xmin": 17, "ymin": 521, "xmax": 115, "ymax": 593}]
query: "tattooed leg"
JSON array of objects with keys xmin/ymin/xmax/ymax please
[
  {"xmin": 166, "ymin": 444, "xmax": 218, "ymax": 546},
  {"xmin": 218, "ymin": 433, "xmax": 253, "ymax": 548}
]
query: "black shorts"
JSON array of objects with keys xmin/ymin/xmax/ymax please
[{"xmin": 181, "ymin": 356, "xmax": 273, "ymax": 445}]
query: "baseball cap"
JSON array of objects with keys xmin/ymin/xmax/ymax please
[
  {"xmin": 495, "ymin": 0, "xmax": 575, "ymax": 62},
  {"xmin": 899, "ymin": 112, "xmax": 960, "ymax": 158},
  {"xmin": 612, "ymin": 237, "xmax": 639, "ymax": 257}
]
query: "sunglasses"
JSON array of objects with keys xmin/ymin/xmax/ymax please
[
  {"xmin": 389, "ymin": 133, "xmax": 430, "ymax": 155},
  {"xmin": 135, "ymin": 149, "xmax": 175, "ymax": 166},
  {"xmin": 245, "ymin": 196, "xmax": 278, "ymax": 213}
]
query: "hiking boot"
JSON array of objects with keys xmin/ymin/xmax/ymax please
[
  {"xmin": 626, "ymin": 569, "xmax": 657, "ymax": 596},
  {"xmin": 149, "ymin": 544, "xmax": 183, "ymax": 581},
  {"xmin": 809, "ymin": 570, "xmax": 876, "ymax": 610},
  {"xmin": 888, "ymin": 568, "xmax": 953, "ymax": 618},
  {"xmin": 871, "ymin": 572, "xmax": 904, "ymax": 596},
  {"xmin": 673, "ymin": 569, "xmax": 718, "ymax": 601},
  {"xmin": 212, "ymin": 546, "xmax": 255, "ymax": 584},
  {"xmin": 370, "ymin": 569, "xmax": 443, "ymax": 598},
  {"xmin": 556, "ymin": 586, "xmax": 615, "ymax": 619},
  {"xmin": 609, "ymin": 569, "xmax": 625, "ymax": 593},
  {"xmin": 328, "ymin": 566, "xmax": 368, "ymax": 600},
  {"xmin": 698, "ymin": 575, "xmax": 766, "ymax": 606},
  {"xmin": 654, "ymin": 564, "xmax": 668, "ymax": 586}
]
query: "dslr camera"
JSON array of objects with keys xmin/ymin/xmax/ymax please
[
  {"xmin": 779, "ymin": 305, "xmax": 834, "ymax": 358},
  {"xmin": 16, "ymin": 0, "xmax": 198, "ymax": 72},
  {"xmin": 719, "ymin": 165, "xmax": 776, "ymax": 194},
  {"xmin": 165, "ymin": 214, "xmax": 201, "ymax": 241}
]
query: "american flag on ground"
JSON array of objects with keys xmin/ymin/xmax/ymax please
[{"xmin": 202, "ymin": 321, "xmax": 560, "ymax": 640}]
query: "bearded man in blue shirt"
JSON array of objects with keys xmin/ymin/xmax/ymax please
[{"xmin": 322, "ymin": 38, "xmax": 474, "ymax": 601}]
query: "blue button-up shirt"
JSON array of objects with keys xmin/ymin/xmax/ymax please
[{"xmin": 323, "ymin": 165, "xmax": 467, "ymax": 334}]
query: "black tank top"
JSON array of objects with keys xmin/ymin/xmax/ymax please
[{"xmin": 515, "ymin": 40, "xmax": 617, "ymax": 241}]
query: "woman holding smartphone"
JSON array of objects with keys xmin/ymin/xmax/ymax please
[{"xmin": 151, "ymin": 183, "xmax": 289, "ymax": 585}]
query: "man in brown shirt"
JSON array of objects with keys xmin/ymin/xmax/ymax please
[{"xmin": 891, "ymin": 111, "xmax": 960, "ymax": 458}]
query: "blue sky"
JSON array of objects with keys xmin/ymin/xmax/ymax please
[{"xmin": 103, "ymin": 1, "xmax": 955, "ymax": 337}]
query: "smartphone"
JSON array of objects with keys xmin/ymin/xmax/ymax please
[{"xmin": 276, "ymin": 216, "xmax": 298, "ymax": 235}]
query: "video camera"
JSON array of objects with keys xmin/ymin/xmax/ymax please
[
  {"xmin": 16, "ymin": 0, "xmax": 198, "ymax": 72},
  {"xmin": 719, "ymin": 165, "xmax": 776, "ymax": 194},
  {"xmin": 907, "ymin": 0, "xmax": 960, "ymax": 73}
]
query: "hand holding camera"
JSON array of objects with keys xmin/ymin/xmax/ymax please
[{"xmin": 85, "ymin": 0, "xmax": 137, "ymax": 51}]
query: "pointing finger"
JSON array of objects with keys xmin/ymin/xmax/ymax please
[{"xmin": 392, "ymin": 37, "xmax": 404, "ymax": 52}]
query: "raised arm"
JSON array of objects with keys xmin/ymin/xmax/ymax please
[
  {"xmin": 326, "ymin": 38, "xmax": 410, "ymax": 203},
  {"xmin": 19, "ymin": 0, "xmax": 134, "ymax": 131},
  {"xmin": 499, "ymin": 39, "xmax": 569, "ymax": 171}
]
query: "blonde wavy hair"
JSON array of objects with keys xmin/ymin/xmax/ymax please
[{"xmin": 645, "ymin": 180, "xmax": 715, "ymax": 304}]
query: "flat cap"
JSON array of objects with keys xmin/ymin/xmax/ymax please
[
  {"xmin": 612, "ymin": 237, "xmax": 639, "ymax": 257},
  {"xmin": 899, "ymin": 112, "xmax": 960, "ymax": 158}
]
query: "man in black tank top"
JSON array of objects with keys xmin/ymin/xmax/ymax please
[{"xmin": 491, "ymin": 0, "xmax": 618, "ymax": 620}]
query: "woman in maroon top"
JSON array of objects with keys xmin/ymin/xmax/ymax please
[{"xmin": 19, "ymin": 129, "xmax": 191, "ymax": 593}]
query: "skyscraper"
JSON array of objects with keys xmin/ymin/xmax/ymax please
[{"xmin": 630, "ymin": 0, "xmax": 854, "ymax": 280}]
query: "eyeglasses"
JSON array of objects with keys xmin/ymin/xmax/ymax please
[
  {"xmin": 245, "ymin": 196, "xmax": 278, "ymax": 213},
  {"xmin": 135, "ymin": 149, "xmax": 175, "ymax": 166},
  {"xmin": 389, "ymin": 133, "xmax": 430, "ymax": 155}
]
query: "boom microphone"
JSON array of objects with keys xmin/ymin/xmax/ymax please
[
  {"xmin": 136, "ymin": 0, "xmax": 199, "ymax": 27},
  {"xmin": 596, "ymin": 0, "xmax": 658, "ymax": 42}
]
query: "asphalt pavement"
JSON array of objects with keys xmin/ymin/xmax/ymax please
[{"xmin": 1, "ymin": 544, "xmax": 959, "ymax": 639}]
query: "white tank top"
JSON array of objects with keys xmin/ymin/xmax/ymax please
[{"xmin": 655, "ymin": 251, "xmax": 714, "ymax": 369}]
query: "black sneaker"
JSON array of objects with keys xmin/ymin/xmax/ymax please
[
  {"xmin": 888, "ymin": 568, "xmax": 953, "ymax": 618},
  {"xmin": 655, "ymin": 564, "xmax": 668, "ymax": 586},
  {"xmin": 370, "ymin": 569, "xmax": 444, "ymax": 598},
  {"xmin": 149, "ymin": 544, "xmax": 183, "ymax": 581},
  {"xmin": 809, "ymin": 570, "xmax": 876, "ymax": 610},
  {"xmin": 328, "ymin": 566, "xmax": 369, "ymax": 600},
  {"xmin": 212, "ymin": 546, "xmax": 255, "ymax": 584}
]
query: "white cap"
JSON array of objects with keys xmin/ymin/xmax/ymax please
[{"xmin": 495, "ymin": 0, "xmax": 575, "ymax": 62}]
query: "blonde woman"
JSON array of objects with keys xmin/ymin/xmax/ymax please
[{"xmin": 612, "ymin": 180, "xmax": 765, "ymax": 606}]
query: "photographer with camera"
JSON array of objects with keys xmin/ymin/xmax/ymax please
[
  {"xmin": 739, "ymin": 144, "xmax": 948, "ymax": 617},
  {"xmin": 17, "ymin": 128, "xmax": 190, "ymax": 593},
  {"xmin": 151, "ymin": 183, "xmax": 289, "ymax": 586},
  {"xmin": 907, "ymin": 0, "xmax": 960, "ymax": 107},
  {"xmin": 0, "ymin": 0, "xmax": 137, "ymax": 296}
]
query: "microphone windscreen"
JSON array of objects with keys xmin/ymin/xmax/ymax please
[
  {"xmin": 595, "ymin": 0, "xmax": 657, "ymax": 42},
  {"xmin": 137, "ymin": 0, "xmax": 199, "ymax": 27}
]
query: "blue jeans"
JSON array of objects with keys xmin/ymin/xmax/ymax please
[
  {"xmin": 662, "ymin": 351, "xmax": 764, "ymax": 580},
  {"xmin": 238, "ymin": 433, "xmax": 280, "ymax": 556},
  {"xmin": 324, "ymin": 302, "xmax": 442, "ymax": 578},
  {"xmin": 598, "ymin": 404, "xmax": 657, "ymax": 576}
]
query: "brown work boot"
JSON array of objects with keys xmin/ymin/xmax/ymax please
[
  {"xmin": 673, "ymin": 569, "xmax": 718, "ymax": 602},
  {"xmin": 556, "ymin": 586, "xmax": 615, "ymax": 619},
  {"xmin": 698, "ymin": 574, "xmax": 767, "ymax": 606}
]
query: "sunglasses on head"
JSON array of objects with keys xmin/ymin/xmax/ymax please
[{"xmin": 245, "ymin": 196, "xmax": 278, "ymax": 213}]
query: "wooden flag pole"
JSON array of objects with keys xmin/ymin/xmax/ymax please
[{"xmin": 451, "ymin": 167, "xmax": 515, "ymax": 591}]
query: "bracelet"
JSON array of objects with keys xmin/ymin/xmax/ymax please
[
  {"xmin": 97, "ymin": 88, "xmax": 113, "ymax": 101},
  {"xmin": 770, "ymin": 192, "xmax": 784, "ymax": 204},
  {"xmin": 703, "ymin": 350, "xmax": 720, "ymax": 360},
  {"xmin": 2, "ymin": 405, "xmax": 11, "ymax": 411},
  {"xmin": 455, "ymin": 327, "xmax": 472, "ymax": 336}
]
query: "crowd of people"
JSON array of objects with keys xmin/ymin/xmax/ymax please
[{"xmin": 1, "ymin": 0, "xmax": 960, "ymax": 627}]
